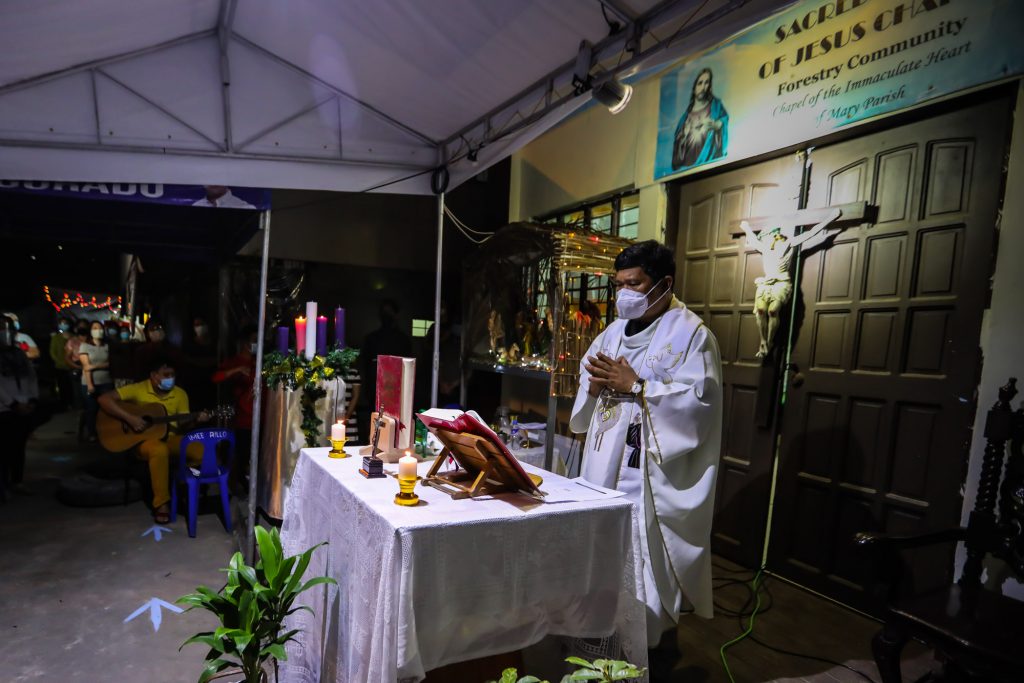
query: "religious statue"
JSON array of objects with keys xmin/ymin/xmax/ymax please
[
  {"xmin": 741, "ymin": 208, "xmax": 842, "ymax": 358},
  {"xmin": 508, "ymin": 343, "xmax": 521, "ymax": 364},
  {"xmin": 487, "ymin": 310, "xmax": 505, "ymax": 356}
]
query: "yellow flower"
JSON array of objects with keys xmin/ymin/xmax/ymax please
[
  {"xmin": 294, "ymin": 368, "xmax": 305, "ymax": 383},
  {"xmin": 323, "ymin": 367, "xmax": 335, "ymax": 378}
]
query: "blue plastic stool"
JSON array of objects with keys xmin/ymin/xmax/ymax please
[{"xmin": 170, "ymin": 428, "xmax": 235, "ymax": 538}]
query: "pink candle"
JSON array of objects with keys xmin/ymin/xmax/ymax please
[
  {"xmin": 295, "ymin": 316, "xmax": 306, "ymax": 355},
  {"xmin": 316, "ymin": 315, "xmax": 328, "ymax": 356}
]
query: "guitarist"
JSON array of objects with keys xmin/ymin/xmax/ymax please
[{"xmin": 99, "ymin": 352, "xmax": 210, "ymax": 523}]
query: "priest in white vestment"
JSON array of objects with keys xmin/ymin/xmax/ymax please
[{"xmin": 570, "ymin": 240, "xmax": 722, "ymax": 647}]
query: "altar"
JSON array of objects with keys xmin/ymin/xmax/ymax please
[{"xmin": 279, "ymin": 446, "xmax": 647, "ymax": 683}]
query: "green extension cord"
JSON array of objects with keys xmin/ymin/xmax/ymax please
[{"xmin": 719, "ymin": 568, "xmax": 765, "ymax": 683}]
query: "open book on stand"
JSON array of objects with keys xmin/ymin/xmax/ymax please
[{"xmin": 416, "ymin": 410, "xmax": 544, "ymax": 500}]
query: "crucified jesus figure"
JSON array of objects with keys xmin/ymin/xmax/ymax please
[{"xmin": 741, "ymin": 208, "xmax": 842, "ymax": 358}]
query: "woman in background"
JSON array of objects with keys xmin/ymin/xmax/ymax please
[{"xmin": 79, "ymin": 321, "xmax": 113, "ymax": 443}]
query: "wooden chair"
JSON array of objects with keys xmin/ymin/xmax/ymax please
[{"xmin": 855, "ymin": 377, "xmax": 1024, "ymax": 682}]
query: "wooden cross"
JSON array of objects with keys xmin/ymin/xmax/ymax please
[{"xmin": 728, "ymin": 200, "xmax": 875, "ymax": 237}]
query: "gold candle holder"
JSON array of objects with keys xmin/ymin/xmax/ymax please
[
  {"xmin": 329, "ymin": 437, "xmax": 349, "ymax": 458},
  {"xmin": 394, "ymin": 475, "xmax": 420, "ymax": 506}
]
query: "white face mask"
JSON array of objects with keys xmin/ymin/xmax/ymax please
[
  {"xmin": 91, "ymin": 328, "xmax": 104, "ymax": 340},
  {"xmin": 615, "ymin": 278, "xmax": 670, "ymax": 320},
  {"xmin": 194, "ymin": 325, "xmax": 208, "ymax": 337}
]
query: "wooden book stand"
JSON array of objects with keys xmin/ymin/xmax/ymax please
[{"xmin": 424, "ymin": 428, "xmax": 542, "ymax": 500}]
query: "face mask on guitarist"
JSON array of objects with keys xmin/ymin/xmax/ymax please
[{"xmin": 158, "ymin": 377, "xmax": 175, "ymax": 391}]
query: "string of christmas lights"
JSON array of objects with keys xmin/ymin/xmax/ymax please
[{"xmin": 43, "ymin": 285, "xmax": 122, "ymax": 313}]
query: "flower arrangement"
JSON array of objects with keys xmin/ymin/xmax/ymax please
[{"xmin": 262, "ymin": 347, "xmax": 359, "ymax": 447}]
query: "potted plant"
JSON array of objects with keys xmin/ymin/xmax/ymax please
[
  {"xmin": 177, "ymin": 526, "xmax": 336, "ymax": 683},
  {"xmin": 487, "ymin": 657, "xmax": 646, "ymax": 683}
]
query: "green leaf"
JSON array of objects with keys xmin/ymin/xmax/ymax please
[
  {"xmin": 567, "ymin": 671, "xmax": 605, "ymax": 681},
  {"xmin": 517, "ymin": 676, "xmax": 544, "ymax": 683},
  {"xmin": 259, "ymin": 643, "xmax": 287, "ymax": 661},
  {"xmin": 284, "ymin": 545, "xmax": 318, "ymax": 596},
  {"xmin": 197, "ymin": 658, "xmax": 233, "ymax": 683},
  {"xmin": 500, "ymin": 668, "xmax": 519, "ymax": 683},
  {"xmin": 255, "ymin": 526, "xmax": 281, "ymax": 585},
  {"xmin": 179, "ymin": 632, "xmax": 222, "ymax": 654},
  {"xmin": 608, "ymin": 661, "xmax": 645, "ymax": 680},
  {"xmin": 296, "ymin": 576, "xmax": 337, "ymax": 594},
  {"xmin": 564, "ymin": 657, "xmax": 597, "ymax": 670}
]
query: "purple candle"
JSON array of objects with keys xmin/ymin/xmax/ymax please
[
  {"xmin": 334, "ymin": 306, "xmax": 346, "ymax": 349},
  {"xmin": 276, "ymin": 326, "xmax": 289, "ymax": 354},
  {"xmin": 316, "ymin": 315, "xmax": 328, "ymax": 356}
]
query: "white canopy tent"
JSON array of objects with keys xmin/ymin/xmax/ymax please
[
  {"xmin": 0, "ymin": 0, "xmax": 789, "ymax": 549},
  {"xmin": 0, "ymin": 0, "xmax": 789, "ymax": 192}
]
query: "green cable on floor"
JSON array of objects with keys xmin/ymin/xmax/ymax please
[{"xmin": 719, "ymin": 567, "xmax": 765, "ymax": 683}]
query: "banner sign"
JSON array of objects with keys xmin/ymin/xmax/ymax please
[
  {"xmin": 655, "ymin": 0, "xmax": 1024, "ymax": 180},
  {"xmin": 0, "ymin": 180, "xmax": 271, "ymax": 210}
]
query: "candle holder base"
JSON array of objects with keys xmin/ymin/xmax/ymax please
[
  {"xmin": 328, "ymin": 438, "xmax": 348, "ymax": 459},
  {"xmin": 394, "ymin": 475, "xmax": 420, "ymax": 506},
  {"xmin": 394, "ymin": 491, "xmax": 420, "ymax": 506}
]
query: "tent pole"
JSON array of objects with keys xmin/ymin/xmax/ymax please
[
  {"xmin": 432, "ymin": 193, "xmax": 444, "ymax": 408},
  {"xmin": 246, "ymin": 209, "xmax": 271, "ymax": 562}
]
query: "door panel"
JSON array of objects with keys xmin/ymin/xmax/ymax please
[
  {"xmin": 767, "ymin": 95, "xmax": 1011, "ymax": 611},
  {"xmin": 673, "ymin": 155, "xmax": 798, "ymax": 567}
]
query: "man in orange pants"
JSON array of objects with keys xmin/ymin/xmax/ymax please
[{"xmin": 99, "ymin": 352, "xmax": 209, "ymax": 522}]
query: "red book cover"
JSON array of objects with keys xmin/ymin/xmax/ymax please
[{"xmin": 376, "ymin": 355, "xmax": 415, "ymax": 448}]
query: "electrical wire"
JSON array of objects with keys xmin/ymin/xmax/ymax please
[
  {"xmin": 712, "ymin": 570, "xmax": 880, "ymax": 683},
  {"xmin": 444, "ymin": 206, "xmax": 493, "ymax": 236},
  {"xmin": 719, "ymin": 568, "xmax": 764, "ymax": 683}
]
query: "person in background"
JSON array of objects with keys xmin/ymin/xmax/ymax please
[
  {"xmin": 183, "ymin": 315, "xmax": 217, "ymax": 410},
  {"xmin": 65, "ymin": 320, "xmax": 88, "ymax": 436},
  {"xmin": 108, "ymin": 323, "xmax": 137, "ymax": 388},
  {"xmin": 3, "ymin": 313, "xmax": 40, "ymax": 361},
  {"xmin": 212, "ymin": 326, "xmax": 257, "ymax": 496},
  {"xmin": 133, "ymin": 318, "xmax": 180, "ymax": 382},
  {"xmin": 98, "ymin": 353, "xmax": 209, "ymax": 523},
  {"xmin": 359, "ymin": 299, "xmax": 412, "ymax": 442},
  {"xmin": 49, "ymin": 316, "xmax": 74, "ymax": 411},
  {"xmin": 0, "ymin": 315, "xmax": 49, "ymax": 497},
  {"xmin": 416, "ymin": 302, "xmax": 461, "ymax": 409},
  {"xmin": 79, "ymin": 321, "xmax": 113, "ymax": 443}
]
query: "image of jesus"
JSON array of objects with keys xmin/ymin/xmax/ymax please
[{"xmin": 671, "ymin": 67, "xmax": 729, "ymax": 171}]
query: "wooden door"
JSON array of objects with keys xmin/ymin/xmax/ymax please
[
  {"xmin": 674, "ymin": 155, "xmax": 801, "ymax": 568},
  {"xmin": 767, "ymin": 95, "xmax": 1012, "ymax": 610}
]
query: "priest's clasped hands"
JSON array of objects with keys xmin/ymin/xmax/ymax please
[{"xmin": 586, "ymin": 352, "xmax": 640, "ymax": 396}]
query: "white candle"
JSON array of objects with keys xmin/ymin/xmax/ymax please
[
  {"xmin": 398, "ymin": 452, "xmax": 417, "ymax": 479},
  {"xmin": 304, "ymin": 301, "xmax": 317, "ymax": 360},
  {"xmin": 331, "ymin": 421, "xmax": 345, "ymax": 441}
]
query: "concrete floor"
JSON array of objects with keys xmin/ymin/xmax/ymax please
[{"xmin": 0, "ymin": 411, "xmax": 239, "ymax": 683}]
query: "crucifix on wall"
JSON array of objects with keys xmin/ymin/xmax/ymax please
[{"xmin": 730, "ymin": 201, "xmax": 873, "ymax": 359}]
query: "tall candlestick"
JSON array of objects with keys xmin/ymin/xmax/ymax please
[
  {"xmin": 304, "ymin": 301, "xmax": 317, "ymax": 360},
  {"xmin": 316, "ymin": 315, "xmax": 328, "ymax": 356},
  {"xmin": 334, "ymin": 306, "xmax": 346, "ymax": 349},
  {"xmin": 276, "ymin": 326, "xmax": 289, "ymax": 354},
  {"xmin": 295, "ymin": 317, "xmax": 307, "ymax": 356}
]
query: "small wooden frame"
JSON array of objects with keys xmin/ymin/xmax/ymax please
[{"xmin": 424, "ymin": 429, "xmax": 541, "ymax": 500}]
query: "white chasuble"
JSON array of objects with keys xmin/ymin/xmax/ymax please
[{"xmin": 570, "ymin": 297, "xmax": 722, "ymax": 640}]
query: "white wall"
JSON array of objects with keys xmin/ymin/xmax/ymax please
[
  {"xmin": 955, "ymin": 81, "xmax": 1024, "ymax": 600},
  {"xmin": 509, "ymin": 74, "xmax": 662, "ymax": 242}
]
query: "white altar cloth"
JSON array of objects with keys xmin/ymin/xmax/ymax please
[{"xmin": 279, "ymin": 447, "xmax": 647, "ymax": 683}]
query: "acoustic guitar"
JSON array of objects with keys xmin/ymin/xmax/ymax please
[{"xmin": 97, "ymin": 402, "xmax": 235, "ymax": 453}]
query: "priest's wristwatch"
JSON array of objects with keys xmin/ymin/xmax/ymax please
[{"xmin": 630, "ymin": 378, "xmax": 645, "ymax": 396}]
